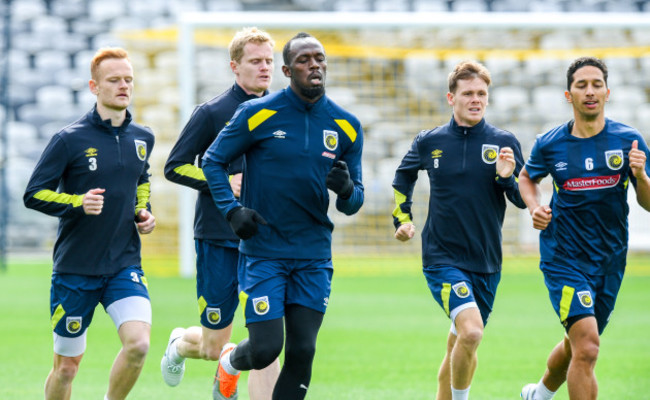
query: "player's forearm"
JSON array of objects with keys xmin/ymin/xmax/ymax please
[
  {"xmin": 517, "ymin": 171, "xmax": 542, "ymax": 214},
  {"xmin": 202, "ymin": 158, "xmax": 239, "ymax": 218},
  {"xmin": 635, "ymin": 174, "xmax": 650, "ymax": 211}
]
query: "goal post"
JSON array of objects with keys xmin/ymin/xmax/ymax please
[{"xmin": 168, "ymin": 11, "xmax": 650, "ymax": 277}]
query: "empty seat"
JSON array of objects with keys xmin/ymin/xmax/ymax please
[
  {"xmin": 490, "ymin": 85, "xmax": 529, "ymax": 113},
  {"xmin": 36, "ymin": 85, "xmax": 75, "ymax": 108},
  {"xmin": 34, "ymin": 50, "xmax": 71, "ymax": 74}
]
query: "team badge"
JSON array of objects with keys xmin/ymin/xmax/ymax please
[
  {"xmin": 605, "ymin": 150, "xmax": 623, "ymax": 170},
  {"xmin": 253, "ymin": 296, "xmax": 270, "ymax": 315},
  {"xmin": 482, "ymin": 144, "xmax": 499, "ymax": 164},
  {"xmin": 66, "ymin": 316, "xmax": 82, "ymax": 334},
  {"xmin": 452, "ymin": 282, "xmax": 470, "ymax": 298},
  {"xmin": 323, "ymin": 130, "xmax": 338, "ymax": 151},
  {"xmin": 577, "ymin": 291, "xmax": 593, "ymax": 308},
  {"xmin": 134, "ymin": 140, "xmax": 147, "ymax": 161},
  {"xmin": 206, "ymin": 307, "xmax": 221, "ymax": 325}
]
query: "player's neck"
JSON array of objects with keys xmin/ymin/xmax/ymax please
[
  {"xmin": 571, "ymin": 115, "xmax": 605, "ymax": 139},
  {"xmin": 96, "ymin": 103, "xmax": 127, "ymax": 127}
]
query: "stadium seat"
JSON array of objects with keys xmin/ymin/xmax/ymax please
[
  {"xmin": 31, "ymin": 15, "xmax": 68, "ymax": 36},
  {"xmin": 35, "ymin": 85, "xmax": 75, "ymax": 108},
  {"xmin": 10, "ymin": 0, "xmax": 47, "ymax": 23},
  {"xmin": 532, "ymin": 85, "xmax": 573, "ymax": 122},
  {"xmin": 413, "ymin": 0, "xmax": 448, "ymax": 11},
  {"xmin": 490, "ymin": 85, "xmax": 529, "ymax": 113},
  {"xmin": 89, "ymin": 0, "xmax": 127, "ymax": 22},
  {"xmin": 34, "ymin": 50, "xmax": 71, "ymax": 75},
  {"xmin": 51, "ymin": 0, "xmax": 87, "ymax": 19}
]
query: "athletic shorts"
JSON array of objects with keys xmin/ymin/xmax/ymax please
[
  {"xmin": 423, "ymin": 265, "xmax": 500, "ymax": 327},
  {"xmin": 238, "ymin": 255, "xmax": 333, "ymax": 324},
  {"xmin": 195, "ymin": 239, "xmax": 239, "ymax": 329},
  {"xmin": 50, "ymin": 265, "xmax": 150, "ymax": 338},
  {"xmin": 541, "ymin": 261, "xmax": 623, "ymax": 334}
]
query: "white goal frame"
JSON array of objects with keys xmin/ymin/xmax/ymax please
[{"xmin": 176, "ymin": 11, "xmax": 649, "ymax": 277}]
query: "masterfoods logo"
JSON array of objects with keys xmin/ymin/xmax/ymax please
[{"xmin": 563, "ymin": 174, "xmax": 620, "ymax": 191}]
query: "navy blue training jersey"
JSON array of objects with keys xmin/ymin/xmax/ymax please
[
  {"xmin": 525, "ymin": 118, "xmax": 650, "ymax": 275},
  {"xmin": 393, "ymin": 117, "xmax": 526, "ymax": 274},
  {"xmin": 202, "ymin": 87, "xmax": 364, "ymax": 260},
  {"xmin": 24, "ymin": 107, "xmax": 154, "ymax": 276},
  {"xmin": 164, "ymin": 83, "xmax": 266, "ymax": 244}
]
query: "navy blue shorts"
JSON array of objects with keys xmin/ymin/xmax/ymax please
[
  {"xmin": 195, "ymin": 239, "xmax": 240, "ymax": 329},
  {"xmin": 50, "ymin": 265, "xmax": 149, "ymax": 338},
  {"xmin": 541, "ymin": 261, "xmax": 623, "ymax": 334},
  {"xmin": 238, "ymin": 255, "xmax": 333, "ymax": 324},
  {"xmin": 423, "ymin": 265, "xmax": 500, "ymax": 327}
]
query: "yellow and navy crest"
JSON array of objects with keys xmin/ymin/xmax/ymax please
[
  {"xmin": 134, "ymin": 140, "xmax": 147, "ymax": 161},
  {"xmin": 66, "ymin": 316, "xmax": 82, "ymax": 334},
  {"xmin": 482, "ymin": 144, "xmax": 499, "ymax": 164},
  {"xmin": 206, "ymin": 307, "xmax": 221, "ymax": 325},
  {"xmin": 577, "ymin": 290, "xmax": 593, "ymax": 308},
  {"xmin": 253, "ymin": 296, "xmax": 270, "ymax": 315},
  {"xmin": 431, "ymin": 149, "xmax": 443, "ymax": 158},
  {"xmin": 605, "ymin": 150, "xmax": 623, "ymax": 170},
  {"xmin": 452, "ymin": 282, "xmax": 471, "ymax": 299},
  {"xmin": 85, "ymin": 147, "xmax": 98, "ymax": 157},
  {"xmin": 323, "ymin": 130, "xmax": 338, "ymax": 151}
]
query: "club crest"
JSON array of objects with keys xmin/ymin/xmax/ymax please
[
  {"xmin": 253, "ymin": 296, "xmax": 270, "ymax": 315},
  {"xmin": 134, "ymin": 140, "xmax": 147, "ymax": 161},
  {"xmin": 323, "ymin": 130, "xmax": 338, "ymax": 151},
  {"xmin": 482, "ymin": 144, "xmax": 499, "ymax": 164},
  {"xmin": 206, "ymin": 307, "xmax": 221, "ymax": 325},
  {"xmin": 66, "ymin": 316, "xmax": 82, "ymax": 334},
  {"xmin": 452, "ymin": 282, "xmax": 471, "ymax": 298},
  {"xmin": 577, "ymin": 290, "xmax": 593, "ymax": 308},
  {"xmin": 605, "ymin": 150, "xmax": 623, "ymax": 170}
]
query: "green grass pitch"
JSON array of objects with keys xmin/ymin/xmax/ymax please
[{"xmin": 1, "ymin": 255, "xmax": 649, "ymax": 399}]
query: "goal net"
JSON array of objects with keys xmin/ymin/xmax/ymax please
[{"xmin": 119, "ymin": 11, "xmax": 650, "ymax": 276}]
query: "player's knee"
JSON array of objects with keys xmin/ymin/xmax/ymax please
[
  {"xmin": 458, "ymin": 326, "xmax": 483, "ymax": 348},
  {"xmin": 124, "ymin": 335, "xmax": 150, "ymax": 363},
  {"xmin": 250, "ymin": 339, "xmax": 283, "ymax": 369},
  {"xmin": 285, "ymin": 339, "xmax": 316, "ymax": 365},
  {"xmin": 54, "ymin": 359, "xmax": 80, "ymax": 383},
  {"xmin": 574, "ymin": 340, "xmax": 599, "ymax": 365}
]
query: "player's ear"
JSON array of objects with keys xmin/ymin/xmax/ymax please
[
  {"xmin": 282, "ymin": 65, "xmax": 291, "ymax": 78},
  {"xmin": 564, "ymin": 90, "xmax": 572, "ymax": 103},
  {"xmin": 89, "ymin": 79, "xmax": 98, "ymax": 95}
]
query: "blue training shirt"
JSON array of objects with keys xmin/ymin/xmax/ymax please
[
  {"xmin": 393, "ymin": 116, "xmax": 526, "ymax": 274},
  {"xmin": 525, "ymin": 118, "xmax": 650, "ymax": 275},
  {"xmin": 202, "ymin": 87, "xmax": 364, "ymax": 259}
]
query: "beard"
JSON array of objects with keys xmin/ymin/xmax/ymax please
[{"xmin": 298, "ymin": 84, "xmax": 325, "ymax": 100}]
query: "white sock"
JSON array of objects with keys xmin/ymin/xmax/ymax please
[
  {"xmin": 220, "ymin": 347, "xmax": 240, "ymax": 375},
  {"xmin": 451, "ymin": 385, "xmax": 470, "ymax": 400},
  {"xmin": 533, "ymin": 379, "xmax": 555, "ymax": 400},
  {"xmin": 170, "ymin": 340, "xmax": 184, "ymax": 364}
]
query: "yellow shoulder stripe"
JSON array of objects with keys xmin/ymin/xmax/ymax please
[
  {"xmin": 392, "ymin": 189, "xmax": 412, "ymax": 224},
  {"xmin": 174, "ymin": 164, "xmax": 206, "ymax": 181},
  {"xmin": 248, "ymin": 109, "xmax": 277, "ymax": 132},
  {"xmin": 135, "ymin": 182, "xmax": 151, "ymax": 213},
  {"xmin": 34, "ymin": 190, "xmax": 84, "ymax": 208},
  {"xmin": 335, "ymin": 119, "xmax": 357, "ymax": 143}
]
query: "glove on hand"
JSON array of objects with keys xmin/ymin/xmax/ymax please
[
  {"xmin": 326, "ymin": 160, "xmax": 354, "ymax": 200},
  {"xmin": 226, "ymin": 206, "xmax": 267, "ymax": 240}
]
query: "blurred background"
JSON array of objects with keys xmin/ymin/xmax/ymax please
[{"xmin": 1, "ymin": 0, "xmax": 650, "ymax": 275}]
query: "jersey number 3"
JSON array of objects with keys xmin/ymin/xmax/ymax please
[{"xmin": 88, "ymin": 157, "xmax": 97, "ymax": 171}]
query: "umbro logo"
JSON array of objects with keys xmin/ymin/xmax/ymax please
[
  {"xmin": 273, "ymin": 130, "xmax": 286, "ymax": 139},
  {"xmin": 555, "ymin": 161, "xmax": 568, "ymax": 171}
]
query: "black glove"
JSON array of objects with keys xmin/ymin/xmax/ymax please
[
  {"xmin": 226, "ymin": 206, "xmax": 267, "ymax": 240},
  {"xmin": 326, "ymin": 160, "xmax": 354, "ymax": 200}
]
